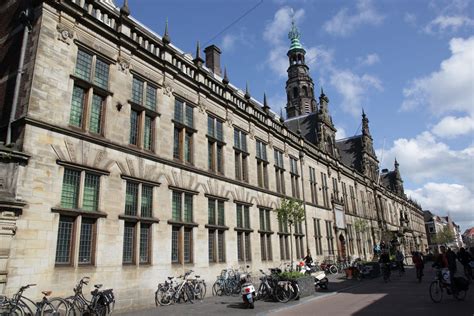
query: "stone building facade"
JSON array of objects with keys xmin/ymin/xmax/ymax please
[{"xmin": 0, "ymin": 0, "xmax": 427, "ymax": 310}]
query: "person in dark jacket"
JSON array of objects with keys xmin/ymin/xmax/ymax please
[
  {"xmin": 412, "ymin": 251, "xmax": 424, "ymax": 282},
  {"xmin": 457, "ymin": 247, "xmax": 473, "ymax": 280}
]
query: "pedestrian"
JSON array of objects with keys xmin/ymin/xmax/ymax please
[
  {"xmin": 379, "ymin": 249, "xmax": 391, "ymax": 282},
  {"xmin": 446, "ymin": 247, "xmax": 457, "ymax": 275},
  {"xmin": 457, "ymin": 247, "xmax": 473, "ymax": 280},
  {"xmin": 412, "ymin": 251, "xmax": 424, "ymax": 282},
  {"xmin": 395, "ymin": 249, "xmax": 405, "ymax": 273}
]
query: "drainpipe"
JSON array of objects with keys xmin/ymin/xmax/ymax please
[{"xmin": 6, "ymin": 9, "xmax": 33, "ymax": 145}]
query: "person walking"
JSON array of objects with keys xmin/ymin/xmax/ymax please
[
  {"xmin": 412, "ymin": 251, "xmax": 424, "ymax": 282},
  {"xmin": 379, "ymin": 249, "xmax": 391, "ymax": 282},
  {"xmin": 395, "ymin": 249, "xmax": 405, "ymax": 274},
  {"xmin": 457, "ymin": 247, "xmax": 473, "ymax": 281}
]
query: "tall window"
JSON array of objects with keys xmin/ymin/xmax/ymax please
[
  {"xmin": 234, "ymin": 128, "xmax": 249, "ymax": 182},
  {"xmin": 256, "ymin": 139, "xmax": 268, "ymax": 189},
  {"xmin": 294, "ymin": 220, "xmax": 305, "ymax": 259},
  {"xmin": 129, "ymin": 76, "xmax": 158, "ymax": 151},
  {"xmin": 207, "ymin": 198, "xmax": 226, "ymax": 263},
  {"xmin": 360, "ymin": 190, "xmax": 367, "ymax": 218},
  {"xmin": 309, "ymin": 167, "xmax": 318, "ymax": 205},
  {"xmin": 70, "ymin": 48, "xmax": 110, "ymax": 135},
  {"xmin": 325, "ymin": 220, "xmax": 334, "ymax": 255},
  {"xmin": 55, "ymin": 166, "xmax": 106, "ymax": 265},
  {"xmin": 278, "ymin": 216, "xmax": 290, "ymax": 260},
  {"xmin": 121, "ymin": 180, "xmax": 156, "ymax": 265},
  {"xmin": 170, "ymin": 190, "xmax": 195, "ymax": 264},
  {"xmin": 236, "ymin": 204, "xmax": 252, "ymax": 262},
  {"xmin": 349, "ymin": 185, "xmax": 357, "ymax": 214},
  {"xmin": 332, "ymin": 178, "xmax": 339, "ymax": 202},
  {"xmin": 347, "ymin": 224, "xmax": 355, "ymax": 255},
  {"xmin": 274, "ymin": 149, "xmax": 285, "ymax": 194},
  {"xmin": 321, "ymin": 172, "xmax": 330, "ymax": 208},
  {"xmin": 342, "ymin": 183, "xmax": 349, "ymax": 212},
  {"xmin": 208, "ymin": 116, "xmax": 225, "ymax": 174},
  {"xmin": 173, "ymin": 100, "xmax": 194, "ymax": 164},
  {"xmin": 313, "ymin": 218, "xmax": 323, "ymax": 256},
  {"xmin": 259, "ymin": 208, "xmax": 272, "ymax": 261},
  {"xmin": 290, "ymin": 157, "xmax": 300, "ymax": 198}
]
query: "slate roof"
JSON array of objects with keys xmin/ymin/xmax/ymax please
[
  {"xmin": 335, "ymin": 136, "xmax": 363, "ymax": 172},
  {"xmin": 284, "ymin": 113, "xmax": 318, "ymax": 144}
]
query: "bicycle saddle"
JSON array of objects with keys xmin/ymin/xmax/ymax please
[
  {"xmin": 195, "ymin": 275, "xmax": 200, "ymax": 278},
  {"xmin": 167, "ymin": 277, "xmax": 174, "ymax": 280},
  {"xmin": 42, "ymin": 291, "xmax": 52, "ymax": 296},
  {"xmin": 94, "ymin": 284, "xmax": 103, "ymax": 289}
]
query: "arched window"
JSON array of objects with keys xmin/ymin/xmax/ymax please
[
  {"xmin": 293, "ymin": 87, "xmax": 299, "ymax": 98},
  {"xmin": 302, "ymin": 86, "xmax": 308, "ymax": 96}
]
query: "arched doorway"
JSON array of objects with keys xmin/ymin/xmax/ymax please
[{"xmin": 339, "ymin": 233, "xmax": 346, "ymax": 260}]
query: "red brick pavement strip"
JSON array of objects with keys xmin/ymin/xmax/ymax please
[{"xmin": 268, "ymin": 266, "xmax": 474, "ymax": 316}]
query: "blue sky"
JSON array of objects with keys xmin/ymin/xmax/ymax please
[{"xmin": 125, "ymin": 0, "xmax": 474, "ymax": 232}]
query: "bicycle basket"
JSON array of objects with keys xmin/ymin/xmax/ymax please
[{"xmin": 99, "ymin": 289, "xmax": 115, "ymax": 306}]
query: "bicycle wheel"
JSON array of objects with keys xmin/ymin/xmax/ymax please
[
  {"xmin": 184, "ymin": 284, "xmax": 194, "ymax": 304},
  {"xmin": 257, "ymin": 283, "xmax": 269, "ymax": 301},
  {"xmin": 158, "ymin": 288, "xmax": 174, "ymax": 306},
  {"xmin": 212, "ymin": 282, "xmax": 223, "ymax": 296},
  {"xmin": 275, "ymin": 283, "xmax": 291, "ymax": 303},
  {"xmin": 48, "ymin": 297, "xmax": 69, "ymax": 316},
  {"xmin": 289, "ymin": 282, "xmax": 300, "ymax": 300},
  {"xmin": 194, "ymin": 282, "xmax": 205, "ymax": 300},
  {"xmin": 429, "ymin": 281, "xmax": 443, "ymax": 303},
  {"xmin": 329, "ymin": 265, "xmax": 338, "ymax": 275},
  {"xmin": 0, "ymin": 303, "xmax": 24, "ymax": 316},
  {"xmin": 201, "ymin": 281, "xmax": 207, "ymax": 298}
]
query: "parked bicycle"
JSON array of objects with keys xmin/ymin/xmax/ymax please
[
  {"xmin": 255, "ymin": 269, "xmax": 291, "ymax": 303},
  {"xmin": 155, "ymin": 270, "xmax": 196, "ymax": 306},
  {"xmin": 429, "ymin": 268, "xmax": 469, "ymax": 303},
  {"xmin": 320, "ymin": 261, "xmax": 338, "ymax": 275},
  {"xmin": 212, "ymin": 268, "xmax": 240, "ymax": 296},
  {"xmin": 0, "ymin": 283, "xmax": 69, "ymax": 315},
  {"xmin": 64, "ymin": 276, "xmax": 115, "ymax": 316}
]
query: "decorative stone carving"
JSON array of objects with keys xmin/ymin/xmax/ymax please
[
  {"xmin": 249, "ymin": 123, "xmax": 255, "ymax": 140},
  {"xmin": 163, "ymin": 84, "xmax": 174, "ymax": 97},
  {"xmin": 198, "ymin": 99, "xmax": 206, "ymax": 113},
  {"xmin": 56, "ymin": 23, "xmax": 74, "ymax": 45},
  {"xmin": 117, "ymin": 56, "xmax": 130, "ymax": 73}
]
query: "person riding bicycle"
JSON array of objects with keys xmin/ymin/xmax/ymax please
[
  {"xmin": 395, "ymin": 250, "xmax": 405, "ymax": 273},
  {"xmin": 303, "ymin": 251, "xmax": 313, "ymax": 267}
]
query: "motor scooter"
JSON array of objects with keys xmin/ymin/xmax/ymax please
[
  {"xmin": 300, "ymin": 262, "xmax": 329, "ymax": 290},
  {"xmin": 240, "ymin": 268, "xmax": 255, "ymax": 309}
]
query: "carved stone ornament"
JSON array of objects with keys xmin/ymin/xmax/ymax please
[
  {"xmin": 198, "ymin": 99, "xmax": 206, "ymax": 113},
  {"xmin": 117, "ymin": 57, "xmax": 130, "ymax": 73},
  {"xmin": 163, "ymin": 84, "xmax": 174, "ymax": 97},
  {"xmin": 226, "ymin": 110, "xmax": 234, "ymax": 127},
  {"xmin": 267, "ymin": 135, "xmax": 273, "ymax": 149},
  {"xmin": 249, "ymin": 124, "xmax": 255, "ymax": 140},
  {"xmin": 56, "ymin": 23, "xmax": 74, "ymax": 45}
]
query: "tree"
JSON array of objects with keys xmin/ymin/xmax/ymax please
[
  {"xmin": 274, "ymin": 198, "xmax": 305, "ymax": 270},
  {"xmin": 354, "ymin": 218, "xmax": 369, "ymax": 260},
  {"xmin": 432, "ymin": 225, "xmax": 455, "ymax": 246}
]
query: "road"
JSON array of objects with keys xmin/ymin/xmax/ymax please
[{"xmin": 269, "ymin": 266, "xmax": 474, "ymax": 316}]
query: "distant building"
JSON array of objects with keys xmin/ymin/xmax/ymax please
[
  {"xmin": 0, "ymin": 0, "xmax": 427, "ymax": 310},
  {"xmin": 424, "ymin": 211, "xmax": 463, "ymax": 252},
  {"xmin": 462, "ymin": 227, "xmax": 474, "ymax": 249}
]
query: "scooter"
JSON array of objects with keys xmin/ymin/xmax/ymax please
[
  {"xmin": 240, "ymin": 270, "xmax": 255, "ymax": 309},
  {"xmin": 300, "ymin": 262, "xmax": 329, "ymax": 290}
]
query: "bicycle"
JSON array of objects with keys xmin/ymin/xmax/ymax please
[
  {"xmin": 429, "ymin": 268, "xmax": 468, "ymax": 303},
  {"xmin": 155, "ymin": 270, "xmax": 195, "ymax": 306},
  {"xmin": 256, "ymin": 269, "xmax": 291, "ymax": 303},
  {"xmin": 0, "ymin": 283, "xmax": 69, "ymax": 315},
  {"xmin": 189, "ymin": 274, "xmax": 207, "ymax": 300},
  {"xmin": 65, "ymin": 277, "xmax": 115, "ymax": 316}
]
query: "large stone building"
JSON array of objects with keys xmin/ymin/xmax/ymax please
[{"xmin": 0, "ymin": 0, "xmax": 427, "ymax": 310}]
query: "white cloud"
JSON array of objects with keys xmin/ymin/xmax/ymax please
[
  {"xmin": 404, "ymin": 13, "xmax": 417, "ymax": 26},
  {"xmin": 378, "ymin": 131, "xmax": 474, "ymax": 188},
  {"xmin": 335, "ymin": 125, "xmax": 347, "ymax": 140},
  {"xmin": 221, "ymin": 34, "xmax": 236, "ymax": 51},
  {"xmin": 424, "ymin": 15, "xmax": 474, "ymax": 34},
  {"xmin": 431, "ymin": 115, "xmax": 474, "ymax": 138},
  {"xmin": 357, "ymin": 53, "xmax": 380, "ymax": 67},
  {"xmin": 330, "ymin": 70, "xmax": 382, "ymax": 116},
  {"xmin": 406, "ymin": 183, "xmax": 474, "ymax": 230},
  {"xmin": 263, "ymin": 6, "xmax": 304, "ymax": 46},
  {"xmin": 323, "ymin": 0, "xmax": 384, "ymax": 36},
  {"xmin": 402, "ymin": 36, "xmax": 474, "ymax": 115}
]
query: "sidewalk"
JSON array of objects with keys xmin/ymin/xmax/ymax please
[{"xmin": 116, "ymin": 273, "xmax": 367, "ymax": 316}]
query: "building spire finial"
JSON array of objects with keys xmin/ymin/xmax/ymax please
[
  {"xmin": 163, "ymin": 18, "xmax": 171, "ymax": 45},
  {"xmin": 263, "ymin": 92, "xmax": 270, "ymax": 113},
  {"xmin": 223, "ymin": 67, "xmax": 229, "ymax": 85},
  {"xmin": 288, "ymin": 18, "xmax": 303, "ymax": 50},
  {"xmin": 245, "ymin": 82, "xmax": 251, "ymax": 100},
  {"xmin": 194, "ymin": 41, "xmax": 204, "ymax": 66},
  {"xmin": 120, "ymin": 0, "xmax": 130, "ymax": 16}
]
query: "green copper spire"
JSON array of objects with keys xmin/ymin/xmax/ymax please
[{"xmin": 288, "ymin": 21, "xmax": 303, "ymax": 50}]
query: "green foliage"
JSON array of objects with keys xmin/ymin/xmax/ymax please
[
  {"xmin": 274, "ymin": 198, "xmax": 305, "ymax": 226},
  {"xmin": 354, "ymin": 218, "xmax": 368, "ymax": 233},
  {"xmin": 432, "ymin": 225, "xmax": 455, "ymax": 245},
  {"xmin": 279, "ymin": 271, "xmax": 304, "ymax": 280}
]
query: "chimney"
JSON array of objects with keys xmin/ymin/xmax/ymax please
[{"xmin": 204, "ymin": 45, "xmax": 221, "ymax": 76}]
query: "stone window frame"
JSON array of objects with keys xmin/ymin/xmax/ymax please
[
  {"xmin": 274, "ymin": 148, "xmax": 285, "ymax": 195},
  {"xmin": 52, "ymin": 161, "xmax": 110, "ymax": 267},
  {"xmin": 207, "ymin": 114, "xmax": 226, "ymax": 175},
  {"xmin": 118, "ymin": 175, "xmax": 160, "ymax": 266},
  {"xmin": 294, "ymin": 219, "xmax": 305, "ymax": 259},
  {"xmin": 313, "ymin": 218, "xmax": 323, "ymax": 256},
  {"xmin": 172, "ymin": 98, "xmax": 196, "ymax": 165},
  {"xmin": 167, "ymin": 187, "xmax": 199, "ymax": 265},
  {"xmin": 233, "ymin": 127, "xmax": 249, "ymax": 183},
  {"xmin": 234, "ymin": 201, "xmax": 253, "ymax": 262},
  {"xmin": 320, "ymin": 172, "xmax": 330, "ymax": 208},
  {"xmin": 308, "ymin": 166, "xmax": 318, "ymax": 205},
  {"xmin": 128, "ymin": 72, "xmax": 161, "ymax": 152},
  {"xmin": 255, "ymin": 138, "xmax": 269, "ymax": 189},
  {"xmin": 69, "ymin": 46, "xmax": 113, "ymax": 136},
  {"xmin": 205, "ymin": 194, "xmax": 229, "ymax": 264},
  {"xmin": 258, "ymin": 207, "xmax": 273, "ymax": 262},
  {"xmin": 289, "ymin": 156, "xmax": 300, "ymax": 198},
  {"xmin": 325, "ymin": 220, "xmax": 335, "ymax": 256}
]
